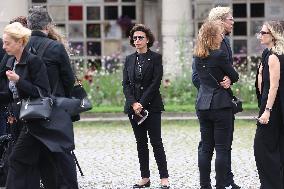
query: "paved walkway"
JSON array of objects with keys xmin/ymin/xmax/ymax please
[{"xmin": 81, "ymin": 111, "xmax": 258, "ymax": 122}]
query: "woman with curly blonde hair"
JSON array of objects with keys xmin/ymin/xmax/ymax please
[
  {"xmin": 254, "ymin": 20, "xmax": 284, "ymax": 189},
  {"xmin": 194, "ymin": 21, "xmax": 239, "ymax": 189}
]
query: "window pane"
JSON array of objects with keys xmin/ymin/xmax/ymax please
[
  {"xmin": 87, "ymin": 24, "xmax": 101, "ymax": 38},
  {"xmin": 196, "ymin": 4, "xmax": 212, "ymax": 20},
  {"xmin": 104, "ymin": 0, "xmax": 117, "ymax": 2},
  {"xmin": 69, "ymin": 24, "xmax": 84, "ymax": 38},
  {"xmin": 70, "ymin": 42, "xmax": 84, "ymax": 56},
  {"xmin": 104, "ymin": 6, "xmax": 118, "ymax": 20},
  {"xmin": 87, "ymin": 6, "xmax": 100, "ymax": 20},
  {"xmin": 251, "ymin": 21, "xmax": 263, "ymax": 36},
  {"xmin": 69, "ymin": 6, "xmax": 83, "ymax": 20},
  {"xmin": 104, "ymin": 40, "xmax": 121, "ymax": 55},
  {"xmin": 122, "ymin": 6, "xmax": 136, "ymax": 19},
  {"xmin": 87, "ymin": 41, "xmax": 101, "ymax": 56},
  {"xmin": 32, "ymin": 0, "xmax": 47, "ymax": 2},
  {"xmin": 233, "ymin": 40, "xmax": 247, "ymax": 55},
  {"xmin": 69, "ymin": 0, "xmax": 83, "ymax": 2},
  {"xmin": 251, "ymin": 3, "xmax": 264, "ymax": 17},
  {"xmin": 105, "ymin": 21, "xmax": 122, "ymax": 39},
  {"xmin": 122, "ymin": 0, "xmax": 135, "ymax": 2},
  {"xmin": 55, "ymin": 24, "xmax": 66, "ymax": 36},
  {"xmin": 233, "ymin": 4, "xmax": 247, "ymax": 18},
  {"xmin": 49, "ymin": 6, "xmax": 66, "ymax": 22},
  {"xmin": 250, "ymin": 37, "xmax": 265, "ymax": 55},
  {"xmin": 233, "ymin": 22, "xmax": 247, "ymax": 36}
]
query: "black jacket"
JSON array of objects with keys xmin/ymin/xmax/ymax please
[
  {"xmin": 2, "ymin": 49, "xmax": 50, "ymax": 103},
  {"xmin": 28, "ymin": 31, "xmax": 75, "ymax": 97},
  {"xmin": 195, "ymin": 50, "xmax": 239, "ymax": 110},
  {"xmin": 123, "ymin": 50, "xmax": 164, "ymax": 114}
]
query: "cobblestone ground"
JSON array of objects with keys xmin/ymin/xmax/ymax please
[{"xmin": 74, "ymin": 120, "xmax": 260, "ymax": 189}]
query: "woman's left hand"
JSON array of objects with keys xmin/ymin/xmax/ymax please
[
  {"xmin": 258, "ymin": 111, "xmax": 270, "ymax": 125},
  {"xmin": 6, "ymin": 70, "xmax": 20, "ymax": 82}
]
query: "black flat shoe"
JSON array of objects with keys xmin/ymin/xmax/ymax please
[
  {"xmin": 133, "ymin": 180, "xmax": 150, "ymax": 188},
  {"xmin": 160, "ymin": 185, "xmax": 170, "ymax": 189}
]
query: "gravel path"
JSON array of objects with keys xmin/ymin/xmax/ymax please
[{"xmin": 74, "ymin": 120, "xmax": 260, "ymax": 189}]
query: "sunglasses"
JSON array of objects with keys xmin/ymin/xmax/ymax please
[
  {"xmin": 259, "ymin": 31, "xmax": 271, "ymax": 35},
  {"xmin": 133, "ymin": 36, "xmax": 145, "ymax": 41}
]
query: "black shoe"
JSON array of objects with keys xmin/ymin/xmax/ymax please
[
  {"xmin": 133, "ymin": 180, "xmax": 150, "ymax": 188},
  {"xmin": 226, "ymin": 183, "xmax": 241, "ymax": 189},
  {"xmin": 160, "ymin": 185, "xmax": 170, "ymax": 189},
  {"xmin": 200, "ymin": 186, "xmax": 212, "ymax": 189},
  {"xmin": 231, "ymin": 183, "xmax": 241, "ymax": 189}
]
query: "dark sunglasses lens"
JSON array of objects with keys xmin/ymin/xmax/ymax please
[
  {"xmin": 133, "ymin": 36, "xmax": 144, "ymax": 41},
  {"xmin": 260, "ymin": 31, "xmax": 269, "ymax": 35}
]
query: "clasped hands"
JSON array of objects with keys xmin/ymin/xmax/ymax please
[{"xmin": 132, "ymin": 102, "xmax": 143, "ymax": 117}]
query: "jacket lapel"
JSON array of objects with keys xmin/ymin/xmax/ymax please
[
  {"xmin": 141, "ymin": 50, "xmax": 152, "ymax": 75},
  {"xmin": 128, "ymin": 53, "xmax": 136, "ymax": 82}
]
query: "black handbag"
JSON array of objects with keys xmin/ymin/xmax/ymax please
[
  {"xmin": 53, "ymin": 96, "xmax": 81, "ymax": 116},
  {"xmin": 231, "ymin": 95, "xmax": 243, "ymax": 114},
  {"xmin": 70, "ymin": 75, "xmax": 93, "ymax": 113},
  {"xmin": 19, "ymin": 87, "xmax": 53, "ymax": 122}
]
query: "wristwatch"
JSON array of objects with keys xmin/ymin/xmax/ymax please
[{"xmin": 265, "ymin": 107, "xmax": 272, "ymax": 112}]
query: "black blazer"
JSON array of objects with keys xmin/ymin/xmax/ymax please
[
  {"xmin": 195, "ymin": 50, "xmax": 239, "ymax": 110},
  {"xmin": 2, "ymin": 49, "xmax": 50, "ymax": 102},
  {"xmin": 122, "ymin": 50, "xmax": 164, "ymax": 114}
]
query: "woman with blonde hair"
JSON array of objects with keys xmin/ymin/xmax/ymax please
[
  {"xmin": 1, "ymin": 22, "xmax": 51, "ymax": 188},
  {"xmin": 254, "ymin": 20, "xmax": 284, "ymax": 189},
  {"xmin": 194, "ymin": 21, "xmax": 239, "ymax": 189}
]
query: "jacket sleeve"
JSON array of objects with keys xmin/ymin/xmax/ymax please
[
  {"xmin": 139, "ymin": 54, "xmax": 163, "ymax": 107},
  {"xmin": 16, "ymin": 55, "xmax": 50, "ymax": 98},
  {"xmin": 192, "ymin": 57, "xmax": 200, "ymax": 89},
  {"xmin": 52, "ymin": 43, "xmax": 75, "ymax": 96},
  {"xmin": 122, "ymin": 56, "xmax": 136, "ymax": 107},
  {"xmin": 218, "ymin": 51, "xmax": 239, "ymax": 83}
]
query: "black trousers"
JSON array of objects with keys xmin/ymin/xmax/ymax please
[
  {"xmin": 129, "ymin": 112, "xmax": 169, "ymax": 179},
  {"xmin": 197, "ymin": 108, "xmax": 233, "ymax": 189},
  {"xmin": 6, "ymin": 127, "xmax": 53, "ymax": 189},
  {"xmin": 254, "ymin": 103, "xmax": 284, "ymax": 189}
]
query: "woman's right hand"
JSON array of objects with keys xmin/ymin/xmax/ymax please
[{"xmin": 132, "ymin": 102, "xmax": 143, "ymax": 114}]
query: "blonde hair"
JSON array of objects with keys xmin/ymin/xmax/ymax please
[
  {"xmin": 208, "ymin": 6, "xmax": 232, "ymax": 21},
  {"xmin": 264, "ymin": 21, "xmax": 284, "ymax": 55},
  {"xmin": 194, "ymin": 21, "xmax": 224, "ymax": 58},
  {"xmin": 3, "ymin": 22, "xmax": 31, "ymax": 46}
]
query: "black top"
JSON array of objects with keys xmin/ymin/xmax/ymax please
[{"xmin": 134, "ymin": 52, "xmax": 147, "ymax": 100}]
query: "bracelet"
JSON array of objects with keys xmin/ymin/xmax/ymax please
[{"xmin": 265, "ymin": 107, "xmax": 272, "ymax": 112}]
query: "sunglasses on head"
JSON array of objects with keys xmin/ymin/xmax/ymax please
[
  {"xmin": 259, "ymin": 31, "xmax": 271, "ymax": 35},
  {"xmin": 133, "ymin": 36, "xmax": 145, "ymax": 41}
]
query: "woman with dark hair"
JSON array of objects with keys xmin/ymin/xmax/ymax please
[
  {"xmin": 254, "ymin": 20, "xmax": 284, "ymax": 189},
  {"xmin": 122, "ymin": 24, "xmax": 170, "ymax": 189},
  {"xmin": 194, "ymin": 21, "xmax": 239, "ymax": 189}
]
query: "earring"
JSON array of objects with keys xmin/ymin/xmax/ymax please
[{"xmin": 147, "ymin": 41, "xmax": 149, "ymax": 43}]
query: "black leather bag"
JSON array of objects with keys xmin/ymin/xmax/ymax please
[
  {"xmin": 53, "ymin": 96, "xmax": 81, "ymax": 116},
  {"xmin": 19, "ymin": 87, "xmax": 53, "ymax": 122},
  {"xmin": 231, "ymin": 95, "xmax": 243, "ymax": 114},
  {"xmin": 71, "ymin": 84, "xmax": 92, "ymax": 113}
]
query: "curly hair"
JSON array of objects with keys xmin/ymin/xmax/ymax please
[
  {"xmin": 129, "ymin": 24, "xmax": 155, "ymax": 48},
  {"xmin": 10, "ymin": 16, "xmax": 28, "ymax": 28},
  {"xmin": 264, "ymin": 20, "xmax": 284, "ymax": 55},
  {"xmin": 208, "ymin": 6, "xmax": 232, "ymax": 21},
  {"xmin": 193, "ymin": 21, "xmax": 224, "ymax": 58}
]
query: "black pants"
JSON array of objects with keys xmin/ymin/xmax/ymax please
[
  {"xmin": 197, "ymin": 108, "xmax": 232, "ymax": 189},
  {"xmin": 129, "ymin": 112, "xmax": 169, "ymax": 179},
  {"xmin": 254, "ymin": 103, "xmax": 284, "ymax": 189},
  {"xmin": 6, "ymin": 127, "xmax": 53, "ymax": 189}
]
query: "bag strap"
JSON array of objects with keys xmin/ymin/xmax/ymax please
[{"xmin": 201, "ymin": 61, "xmax": 234, "ymax": 97}]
